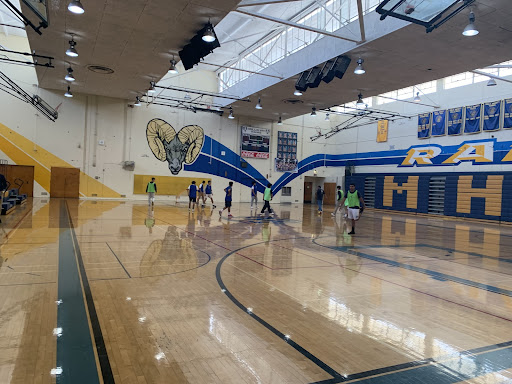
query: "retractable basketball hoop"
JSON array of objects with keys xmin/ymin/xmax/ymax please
[{"xmin": 376, "ymin": 0, "xmax": 476, "ymax": 33}]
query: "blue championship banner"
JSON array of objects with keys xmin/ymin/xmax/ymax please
[
  {"xmin": 417, "ymin": 113, "xmax": 431, "ymax": 139},
  {"xmin": 432, "ymin": 110, "xmax": 447, "ymax": 136},
  {"xmin": 504, "ymin": 98, "xmax": 512, "ymax": 129},
  {"xmin": 464, "ymin": 104, "xmax": 482, "ymax": 134},
  {"xmin": 483, "ymin": 101, "xmax": 501, "ymax": 132},
  {"xmin": 448, "ymin": 107, "xmax": 463, "ymax": 135}
]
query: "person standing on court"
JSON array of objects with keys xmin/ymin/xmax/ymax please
[
  {"xmin": 250, "ymin": 181, "xmax": 258, "ymax": 209},
  {"xmin": 340, "ymin": 183, "xmax": 365, "ymax": 235},
  {"xmin": 219, "ymin": 181, "xmax": 233, "ymax": 217},
  {"xmin": 205, "ymin": 180, "xmax": 216, "ymax": 208},
  {"xmin": 146, "ymin": 177, "xmax": 157, "ymax": 206},
  {"xmin": 316, "ymin": 185, "xmax": 325, "ymax": 214},
  {"xmin": 0, "ymin": 172, "xmax": 7, "ymax": 223},
  {"xmin": 187, "ymin": 181, "xmax": 198, "ymax": 212},
  {"xmin": 331, "ymin": 185, "xmax": 345, "ymax": 216},
  {"xmin": 198, "ymin": 180, "xmax": 206, "ymax": 207},
  {"xmin": 260, "ymin": 183, "xmax": 274, "ymax": 215}
]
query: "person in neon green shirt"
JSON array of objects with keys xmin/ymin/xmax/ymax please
[
  {"xmin": 146, "ymin": 177, "xmax": 157, "ymax": 206},
  {"xmin": 340, "ymin": 183, "xmax": 365, "ymax": 235},
  {"xmin": 260, "ymin": 183, "xmax": 274, "ymax": 215},
  {"xmin": 331, "ymin": 185, "xmax": 345, "ymax": 216}
]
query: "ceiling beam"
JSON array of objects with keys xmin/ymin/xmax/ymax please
[
  {"xmin": 234, "ymin": 9, "xmax": 360, "ymax": 43},
  {"xmin": 356, "ymin": 0, "xmax": 366, "ymax": 42},
  {"xmin": 471, "ymin": 70, "xmax": 512, "ymax": 84},
  {"xmin": 237, "ymin": 0, "xmax": 304, "ymax": 7},
  {"xmin": 200, "ymin": 62, "xmax": 284, "ymax": 79}
]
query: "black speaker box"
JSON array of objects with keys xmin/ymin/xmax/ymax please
[
  {"xmin": 295, "ymin": 69, "xmax": 311, "ymax": 92},
  {"xmin": 322, "ymin": 56, "xmax": 351, "ymax": 83},
  {"xmin": 306, "ymin": 66, "xmax": 322, "ymax": 88}
]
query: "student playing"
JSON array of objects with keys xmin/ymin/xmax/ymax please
[
  {"xmin": 146, "ymin": 177, "xmax": 157, "ymax": 206},
  {"xmin": 260, "ymin": 183, "xmax": 274, "ymax": 215},
  {"xmin": 340, "ymin": 183, "xmax": 365, "ymax": 235},
  {"xmin": 219, "ymin": 181, "xmax": 233, "ymax": 217},
  {"xmin": 187, "ymin": 181, "xmax": 198, "ymax": 211},
  {"xmin": 205, "ymin": 180, "xmax": 216, "ymax": 208},
  {"xmin": 331, "ymin": 185, "xmax": 345, "ymax": 216},
  {"xmin": 316, "ymin": 185, "xmax": 325, "ymax": 214},
  {"xmin": 250, "ymin": 181, "xmax": 258, "ymax": 209},
  {"xmin": 199, "ymin": 180, "xmax": 206, "ymax": 207}
]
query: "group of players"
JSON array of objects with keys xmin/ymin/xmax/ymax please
[{"xmin": 146, "ymin": 178, "xmax": 366, "ymax": 234}]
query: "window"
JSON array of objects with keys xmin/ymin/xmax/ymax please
[{"xmin": 282, "ymin": 187, "xmax": 292, "ymax": 196}]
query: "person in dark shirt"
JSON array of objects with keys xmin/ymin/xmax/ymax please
[
  {"xmin": 205, "ymin": 180, "xmax": 216, "ymax": 208},
  {"xmin": 187, "ymin": 181, "xmax": 198, "ymax": 212},
  {"xmin": 219, "ymin": 181, "xmax": 233, "ymax": 217},
  {"xmin": 316, "ymin": 185, "xmax": 325, "ymax": 214}
]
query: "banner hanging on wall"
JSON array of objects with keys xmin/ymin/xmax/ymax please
[
  {"xmin": 464, "ymin": 104, "xmax": 482, "ymax": 134},
  {"xmin": 377, "ymin": 120, "xmax": 389, "ymax": 142},
  {"xmin": 241, "ymin": 125, "xmax": 270, "ymax": 158},
  {"xmin": 432, "ymin": 110, "xmax": 447, "ymax": 136},
  {"xmin": 448, "ymin": 107, "xmax": 463, "ymax": 135},
  {"xmin": 483, "ymin": 101, "xmax": 502, "ymax": 132},
  {"xmin": 504, "ymin": 98, "xmax": 512, "ymax": 129},
  {"xmin": 417, "ymin": 113, "xmax": 431, "ymax": 139}
]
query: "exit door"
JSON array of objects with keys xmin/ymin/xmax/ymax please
[{"xmin": 304, "ymin": 182, "xmax": 312, "ymax": 203}]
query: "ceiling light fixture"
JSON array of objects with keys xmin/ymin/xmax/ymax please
[
  {"xmin": 255, "ymin": 97, "xmax": 262, "ymax": 109},
  {"xmin": 148, "ymin": 81, "xmax": 156, "ymax": 95},
  {"xmin": 354, "ymin": 58, "xmax": 365, "ymax": 75},
  {"xmin": 64, "ymin": 86, "xmax": 73, "ymax": 98},
  {"xmin": 168, "ymin": 58, "xmax": 178, "ymax": 74},
  {"xmin": 66, "ymin": 37, "xmax": 78, "ymax": 57},
  {"xmin": 325, "ymin": 113, "xmax": 330, "ymax": 121},
  {"xmin": 311, "ymin": 107, "xmax": 317, "ymax": 116},
  {"xmin": 228, "ymin": 107, "xmax": 235, "ymax": 119},
  {"xmin": 462, "ymin": 11, "xmax": 479, "ymax": 37},
  {"xmin": 277, "ymin": 116, "xmax": 283, "ymax": 125},
  {"xmin": 356, "ymin": 93, "xmax": 365, "ymax": 109},
  {"xmin": 487, "ymin": 78, "xmax": 497, "ymax": 86},
  {"xmin": 294, "ymin": 89, "xmax": 302, "ymax": 96},
  {"xmin": 414, "ymin": 92, "xmax": 421, "ymax": 102},
  {"xmin": 134, "ymin": 96, "xmax": 141, "ymax": 106},
  {"xmin": 68, "ymin": 0, "xmax": 85, "ymax": 14},
  {"xmin": 65, "ymin": 67, "xmax": 75, "ymax": 82},
  {"xmin": 184, "ymin": 93, "xmax": 191, "ymax": 100},
  {"xmin": 202, "ymin": 22, "xmax": 216, "ymax": 43}
]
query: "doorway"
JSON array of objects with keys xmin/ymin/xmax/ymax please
[
  {"xmin": 303, "ymin": 181, "xmax": 312, "ymax": 203},
  {"xmin": 323, "ymin": 183, "xmax": 336, "ymax": 206},
  {"xmin": 50, "ymin": 167, "xmax": 80, "ymax": 198}
]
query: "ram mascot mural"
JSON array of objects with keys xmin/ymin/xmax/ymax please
[{"xmin": 146, "ymin": 118, "xmax": 204, "ymax": 175}]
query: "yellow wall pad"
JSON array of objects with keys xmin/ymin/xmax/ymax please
[
  {"xmin": 133, "ymin": 175, "xmax": 211, "ymax": 196},
  {"xmin": 0, "ymin": 123, "xmax": 121, "ymax": 197}
]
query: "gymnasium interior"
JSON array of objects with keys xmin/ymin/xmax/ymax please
[{"xmin": 1, "ymin": 0, "xmax": 512, "ymax": 383}]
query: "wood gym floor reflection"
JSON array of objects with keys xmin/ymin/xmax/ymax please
[{"xmin": 0, "ymin": 198, "xmax": 512, "ymax": 384}]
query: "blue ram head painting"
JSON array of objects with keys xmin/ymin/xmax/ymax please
[{"xmin": 146, "ymin": 119, "xmax": 204, "ymax": 175}]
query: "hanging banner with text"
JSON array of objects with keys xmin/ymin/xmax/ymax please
[
  {"xmin": 448, "ymin": 107, "xmax": 463, "ymax": 135},
  {"xmin": 377, "ymin": 120, "xmax": 389, "ymax": 142},
  {"xmin": 241, "ymin": 125, "xmax": 271, "ymax": 158},
  {"xmin": 417, "ymin": 113, "xmax": 431, "ymax": 139},
  {"xmin": 504, "ymin": 98, "xmax": 512, "ymax": 129},
  {"xmin": 432, "ymin": 110, "xmax": 447, "ymax": 136},
  {"xmin": 464, "ymin": 104, "xmax": 482, "ymax": 134},
  {"xmin": 483, "ymin": 101, "xmax": 501, "ymax": 132}
]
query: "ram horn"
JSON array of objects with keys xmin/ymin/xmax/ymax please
[
  {"xmin": 177, "ymin": 125, "xmax": 204, "ymax": 164},
  {"xmin": 146, "ymin": 118, "xmax": 176, "ymax": 161}
]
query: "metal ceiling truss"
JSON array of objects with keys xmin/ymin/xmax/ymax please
[
  {"xmin": 0, "ymin": 0, "xmax": 48, "ymax": 35},
  {"xmin": 154, "ymin": 85, "xmax": 251, "ymax": 103},
  {"xmin": 0, "ymin": 70, "xmax": 58, "ymax": 121},
  {"xmin": 0, "ymin": 47, "xmax": 54, "ymax": 67},
  {"xmin": 142, "ymin": 98, "xmax": 225, "ymax": 116}
]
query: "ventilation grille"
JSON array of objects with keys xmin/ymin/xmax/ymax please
[
  {"xmin": 428, "ymin": 176, "xmax": 446, "ymax": 215},
  {"xmin": 282, "ymin": 99, "xmax": 303, "ymax": 105},
  {"xmin": 364, "ymin": 177, "xmax": 376, "ymax": 208},
  {"xmin": 87, "ymin": 65, "xmax": 114, "ymax": 74}
]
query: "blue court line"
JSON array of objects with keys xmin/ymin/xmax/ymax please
[
  {"xmin": 313, "ymin": 240, "xmax": 512, "ymax": 297},
  {"xmin": 415, "ymin": 244, "xmax": 512, "ymax": 265}
]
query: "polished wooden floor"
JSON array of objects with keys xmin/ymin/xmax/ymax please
[{"xmin": 1, "ymin": 198, "xmax": 512, "ymax": 384}]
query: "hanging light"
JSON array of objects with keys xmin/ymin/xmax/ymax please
[
  {"xmin": 356, "ymin": 93, "xmax": 365, "ymax": 109},
  {"xmin": 228, "ymin": 107, "xmax": 235, "ymax": 119},
  {"xmin": 414, "ymin": 92, "xmax": 421, "ymax": 102},
  {"xmin": 354, "ymin": 58, "xmax": 365, "ymax": 75},
  {"xmin": 65, "ymin": 67, "xmax": 75, "ymax": 82},
  {"xmin": 66, "ymin": 38, "xmax": 78, "ymax": 57},
  {"xmin": 311, "ymin": 107, "xmax": 317, "ymax": 116},
  {"xmin": 462, "ymin": 11, "xmax": 479, "ymax": 36},
  {"xmin": 277, "ymin": 116, "xmax": 283, "ymax": 125},
  {"xmin": 325, "ymin": 113, "xmax": 330, "ymax": 121},
  {"xmin": 184, "ymin": 93, "xmax": 191, "ymax": 100},
  {"xmin": 255, "ymin": 97, "xmax": 263, "ymax": 109},
  {"xmin": 68, "ymin": 0, "xmax": 85, "ymax": 14},
  {"xmin": 148, "ymin": 81, "xmax": 156, "ymax": 95},
  {"xmin": 168, "ymin": 59, "xmax": 178, "ymax": 74},
  {"xmin": 64, "ymin": 86, "xmax": 73, "ymax": 98},
  {"xmin": 202, "ymin": 23, "xmax": 216, "ymax": 43},
  {"xmin": 134, "ymin": 96, "xmax": 141, "ymax": 106},
  {"xmin": 487, "ymin": 78, "xmax": 497, "ymax": 86},
  {"xmin": 294, "ymin": 89, "xmax": 302, "ymax": 96}
]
